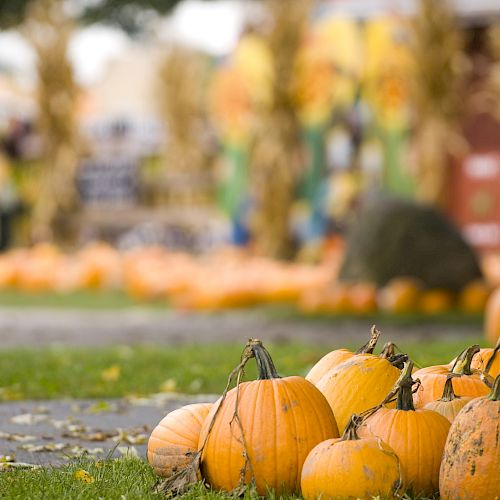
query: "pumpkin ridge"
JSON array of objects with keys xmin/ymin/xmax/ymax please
[{"xmin": 281, "ymin": 380, "xmax": 300, "ymax": 489}]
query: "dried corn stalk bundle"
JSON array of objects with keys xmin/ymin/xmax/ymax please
[
  {"xmin": 410, "ymin": 0, "xmax": 466, "ymax": 207},
  {"xmin": 157, "ymin": 46, "xmax": 213, "ymax": 206},
  {"xmin": 249, "ymin": 0, "xmax": 312, "ymax": 259},
  {"xmin": 23, "ymin": 0, "xmax": 80, "ymax": 242}
]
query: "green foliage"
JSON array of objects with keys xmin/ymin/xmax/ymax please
[{"xmin": 0, "ymin": 339, "xmax": 484, "ymax": 400}]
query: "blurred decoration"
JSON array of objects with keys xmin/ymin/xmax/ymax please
[
  {"xmin": 22, "ymin": 0, "xmax": 80, "ymax": 242},
  {"xmin": 409, "ymin": 0, "xmax": 467, "ymax": 208},
  {"xmin": 157, "ymin": 46, "xmax": 214, "ymax": 206},
  {"xmin": 249, "ymin": 0, "xmax": 312, "ymax": 259}
]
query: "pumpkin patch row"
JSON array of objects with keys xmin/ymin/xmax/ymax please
[
  {"xmin": 148, "ymin": 333, "xmax": 500, "ymax": 499},
  {"xmin": 0, "ymin": 243, "xmax": 497, "ymax": 320}
]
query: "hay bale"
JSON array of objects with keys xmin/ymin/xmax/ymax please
[{"xmin": 338, "ymin": 194, "xmax": 482, "ymax": 290}]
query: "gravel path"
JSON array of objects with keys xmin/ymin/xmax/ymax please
[
  {"xmin": 0, "ymin": 395, "xmax": 218, "ymax": 467},
  {"xmin": 0, "ymin": 307, "xmax": 482, "ymax": 348}
]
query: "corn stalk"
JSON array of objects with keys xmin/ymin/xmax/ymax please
[
  {"xmin": 23, "ymin": 0, "xmax": 79, "ymax": 242},
  {"xmin": 249, "ymin": 0, "xmax": 312, "ymax": 259},
  {"xmin": 410, "ymin": 0, "xmax": 466, "ymax": 207},
  {"xmin": 157, "ymin": 46, "xmax": 213, "ymax": 206}
]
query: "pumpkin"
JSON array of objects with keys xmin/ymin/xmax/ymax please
[
  {"xmin": 377, "ymin": 277, "xmax": 422, "ymax": 314},
  {"xmin": 358, "ymin": 361, "xmax": 451, "ymax": 497},
  {"xmin": 458, "ymin": 280, "xmax": 491, "ymax": 314},
  {"xmin": 423, "ymin": 376, "xmax": 472, "ymax": 423},
  {"xmin": 439, "ymin": 374, "xmax": 500, "ymax": 500},
  {"xmin": 347, "ymin": 282, "xmax": 378, "ymax": 314},
  {"xmin": 148, "ymin": 403, "xmax": 212, "ymax": 477},
  {"xmin": 306, "ymin": 325, "xmax": 381, "ymax": 384},
  {"xmin": 301, "ymin": 415, "xmax": 405, "ymax": 500},
  {"xmin": 470, "ymin": 337, "xmax": 500, "ymax": 378},
  {"xmin": 485, "ymin": 286, "xmax": 500, "ymax": 345},
  {"xmin": 413, "ymin": 345, "xmax": 490, "ymax": 408},
  {"xmin": 418, "ymin": 288, "xmax": 454, "ymax": 314},
  {"xmin": 198, "ymin": 339, "xmax": 339, "ymax": 495},
  {"xmin": 316, "ymin": 342, "xmax": 406, "ymax": 432}
]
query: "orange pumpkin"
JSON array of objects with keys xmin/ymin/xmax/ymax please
[
  {"xmin": 148, "ymin": 403, "xmax": 212, "ymax": 477},
  {"xmin": 301, "ymin": 416, "xmax": 405, "ymax": 500},
  {"xmin": 418, "ymin": 288, "xmax": 454, "ymax": 314},
  {"xmin": 347, "ymin": 282, "xmax": 378, "ymax": 314},
  {"xmin": 440, "ymin": 374, "xmax": 500, "ymax": 500},
  {"xmin": 377, "ymin": 277, "xmax": 422, "ymax": 314},
  {"xmin": 485, "ymin": 286, "xmax": 500, "ymax": 345},
  {"xmin": 199, "ymin": 340, "xmax": 339, "ymax": 495},
  {"xmin": 306, "ymin": 326, "xmax": 380, "ymax": 384},
  {"xmin": 413, "ymin": 345, "xmax": 490, "ymax": 408},
  {"xmin": 316, "ymin": 343, "xmax": 405, "ymax": 432},
  {"xmin": 469, "ymin": 336, "xmax": 500, "ymax": 378},
  {"xmin": 458, "ymin": 280, "xmax": 491, "ymax": 314},
  {"xmin": 423, "ymin": 376, "xmax": 472, "ymax": 423},
  {"xmin": 359, "ymin": 362, "xmax": 451, "ymax": 497}
]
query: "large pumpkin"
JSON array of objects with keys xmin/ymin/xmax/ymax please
[
  {"xmin": 423, "ymin": 376, "xmax": 472, "ymax": 423},
  {"xmin": 358, "ymin": 362, "xmax": 451, "ymax": 497},
  {"xmin": 306, "ymin": 326, "xmax": 381, "ymax": 385},
  {"xmin": 440, "ymin": 374, "xmax": 500, "ymax": 500},
  {"xmin": 485, "ymin": 286, "xmax": 500, "ymax": 345},
  {"xmin": 301, "ymin": 416, "xmax": 405, "ymax": 500},
  {"xmin": 315, "ymin": 343, "xmax": 405, "ymax": 432},
  {"xmin": 413, "ymin": 345, "xmax": 489, "ymax": 408},
  {"xmin": 198, "ymin": 340, "xmax": 339, "ymax": 495},
  {"xmin": 147, "ymin": 403, "xmax": 212, "ymax": 477}
]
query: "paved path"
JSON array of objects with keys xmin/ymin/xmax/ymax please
[
  {"xmin": 0, "ymin": 395, "xmax": 218, "ymax": 467},
  {"xmin": 0, "ymin": 307, "xmax": 482, "ymax": 348}
]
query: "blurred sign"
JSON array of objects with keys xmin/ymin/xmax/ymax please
[
  {"xmin": 76, "ymin": 157, "xmax": 138, "ymax": 206},
  {"xmin": 449, "ymin": 152, "xmax": 500, "ymax": 252}
]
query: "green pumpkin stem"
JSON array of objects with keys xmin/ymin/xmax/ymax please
[
  {"xmin": 355, "ymin": 325, "xmax": 381, "ymax": 354},
  {"xmin": 450, "ymin": 345, "xmax": 480, "ymax": 375},
  {"xmin": 248, "ymin": 339, "xmax": 280, "ymax": 380},
  {"xmin": 488, "ymin": 374, "xmax": 500, "ymax": 401},
  {"xmin": 396, "ymin": 361, "xmax": 416, "ymax": 411},
  {"xmin": 439, "ymin": 376, "xmax": 458, "ymax": 402},
  {"xmin": 380, "ymin": 342, "xmax": 396, "ymax": 359},
  {"xmin": 485, "ymin": 337, "xmax": 500, "ymax": 375}
]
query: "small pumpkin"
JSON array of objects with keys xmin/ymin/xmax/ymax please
[
  {"xmin": 306, "ymin": 326, "xmax": 381, "ymax": 385},
  {"xmin": 423, "ymin": 376, "xmax": 472, "ymax": 423},
  {"xmin": 147, "ymin": 403, "xmax": 212, "ymax": 477},
  {"xmin": 439, "ymin": 374, "xmax": 500, "ymax": 500},
  {"xmin": 358, "ymin": 361, "xmax": 451, "ymax": 497},
  {"xmin": 377, "ymin": 277, "xmax": 422, "ymax": 314},
  {"xmin": 347, "ymin": 282, "xmax": 378, "ymax": 314},
  {"xmin": 470, "ymin": 336, "xmax": 500, "ymax": 378},
  {"xmin": 316, "ymin": 341, "xmax": 406, "ymax": 432},
  {"xmin": 413, "ymin": 345, "xmax": 490, "ymax": 408},
  {"xmin": 458, "ymin": 280, "xmax": 491, "ymax": 314},
  {"xmin": 485, "ymin": 286, "xmax": 500, "ymax": 345},
  {"xmin": 199, "ymin": 339, "xmax": 339, "ymax": 495},
  {"xmin": 418, "ymin": 288, "xmax": 454, "ymax": 315},
  {"xmin": 301, "ymin": 415, "xmax": 405, "ymax": 500}
]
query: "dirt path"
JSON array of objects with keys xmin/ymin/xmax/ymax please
[{"xmin": 0, "ymin": 307, "xmax": 483, "ymax": 349}]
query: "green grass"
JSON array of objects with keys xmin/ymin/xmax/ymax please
[
  {"xmin": 0, "ymin": 457, "xmax": 434, "ymax": 499},
  {"xmin": 0, "ymin": 338, "xmax": 484, "ymax": 401}
]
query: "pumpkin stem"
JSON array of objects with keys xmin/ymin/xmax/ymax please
[
  {"xmin": 355, "ymin": 325, "xmax": 381, "ymax": 354},
  {"xmin": 341, "ymin": 414, "xmax": 362, "ymax": 441},
  {"xmin": 439, "ymin": 375, "xmax": 458, "ymax": 402},
  {"xmin": 485, "ymin": 337, "xmax": 500, "ymax": 375},
  {"xmin": 396, "ymin": 361, "xmax": 416, "ymax": 411},
  {"xmin": 248, "ymin": 339, "xmax": 280, "ymax": 380},
  {"xmin": 380, "ymin": 342, "xmax": 396, "ymax": 359},
  {"xmin": 450, "ymin": 345, "xmax": 480, "ymax": 375},
  {"xmin": 488, "ymin": 374, "xmax": 500, "ymax": 401}
]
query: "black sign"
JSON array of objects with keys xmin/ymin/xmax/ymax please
[{"xmin": 76, "ymin": 157, "xmax": 138, "ymax": 205}]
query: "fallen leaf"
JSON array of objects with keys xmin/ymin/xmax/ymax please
[
  {"xmin": 74, "ymin": 469, "xmax": 95, "ymax": 483},
  {"xmin": 85, "ymin": 401, "xmax": 113, "ymax": 414},
  {"xmin": 0, "ymin": 431, "xmax": 36, "ymax": 442},
  {"xmin": 101, "ymin": 365, "xmax": 121, "ymax": 383},
  {"xmin": 0, "ymin": 454, "xmax": 15, "ymax": 463},
  {"xmin": 159, "ymin": 378, "xmax": 177, "ymax": 393},
  {"xmin": 0, "ymin": 462, "xmax": 41, "ymax": 470},
  {"xmin": 10, "ymin": 413, "xmax": 49, "ymax": 425},
  {"xmin": 117, "ymin": 446, "xmax": 138, "ymax": 458}
]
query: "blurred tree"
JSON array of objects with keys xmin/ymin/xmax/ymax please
[{"xmin": 410, "ymin": 0, "xmax": 467, "ymax": 208}]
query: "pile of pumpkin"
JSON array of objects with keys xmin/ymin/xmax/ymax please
[
  {"xmin": 0, "ymin": 242, "xmax": 499, "ymax": 319},
  {"xmin": 147, "ymin": 330, "xmax": 500, "ymax": 499}
]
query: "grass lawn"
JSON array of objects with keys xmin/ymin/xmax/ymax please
[
  {"xmin": 0, "ymin": 457, "xmax": 436, "ymax": 499},
  {"xmin": 0, "ymin": 338, "xmax": 485, "ymax": 401}
]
